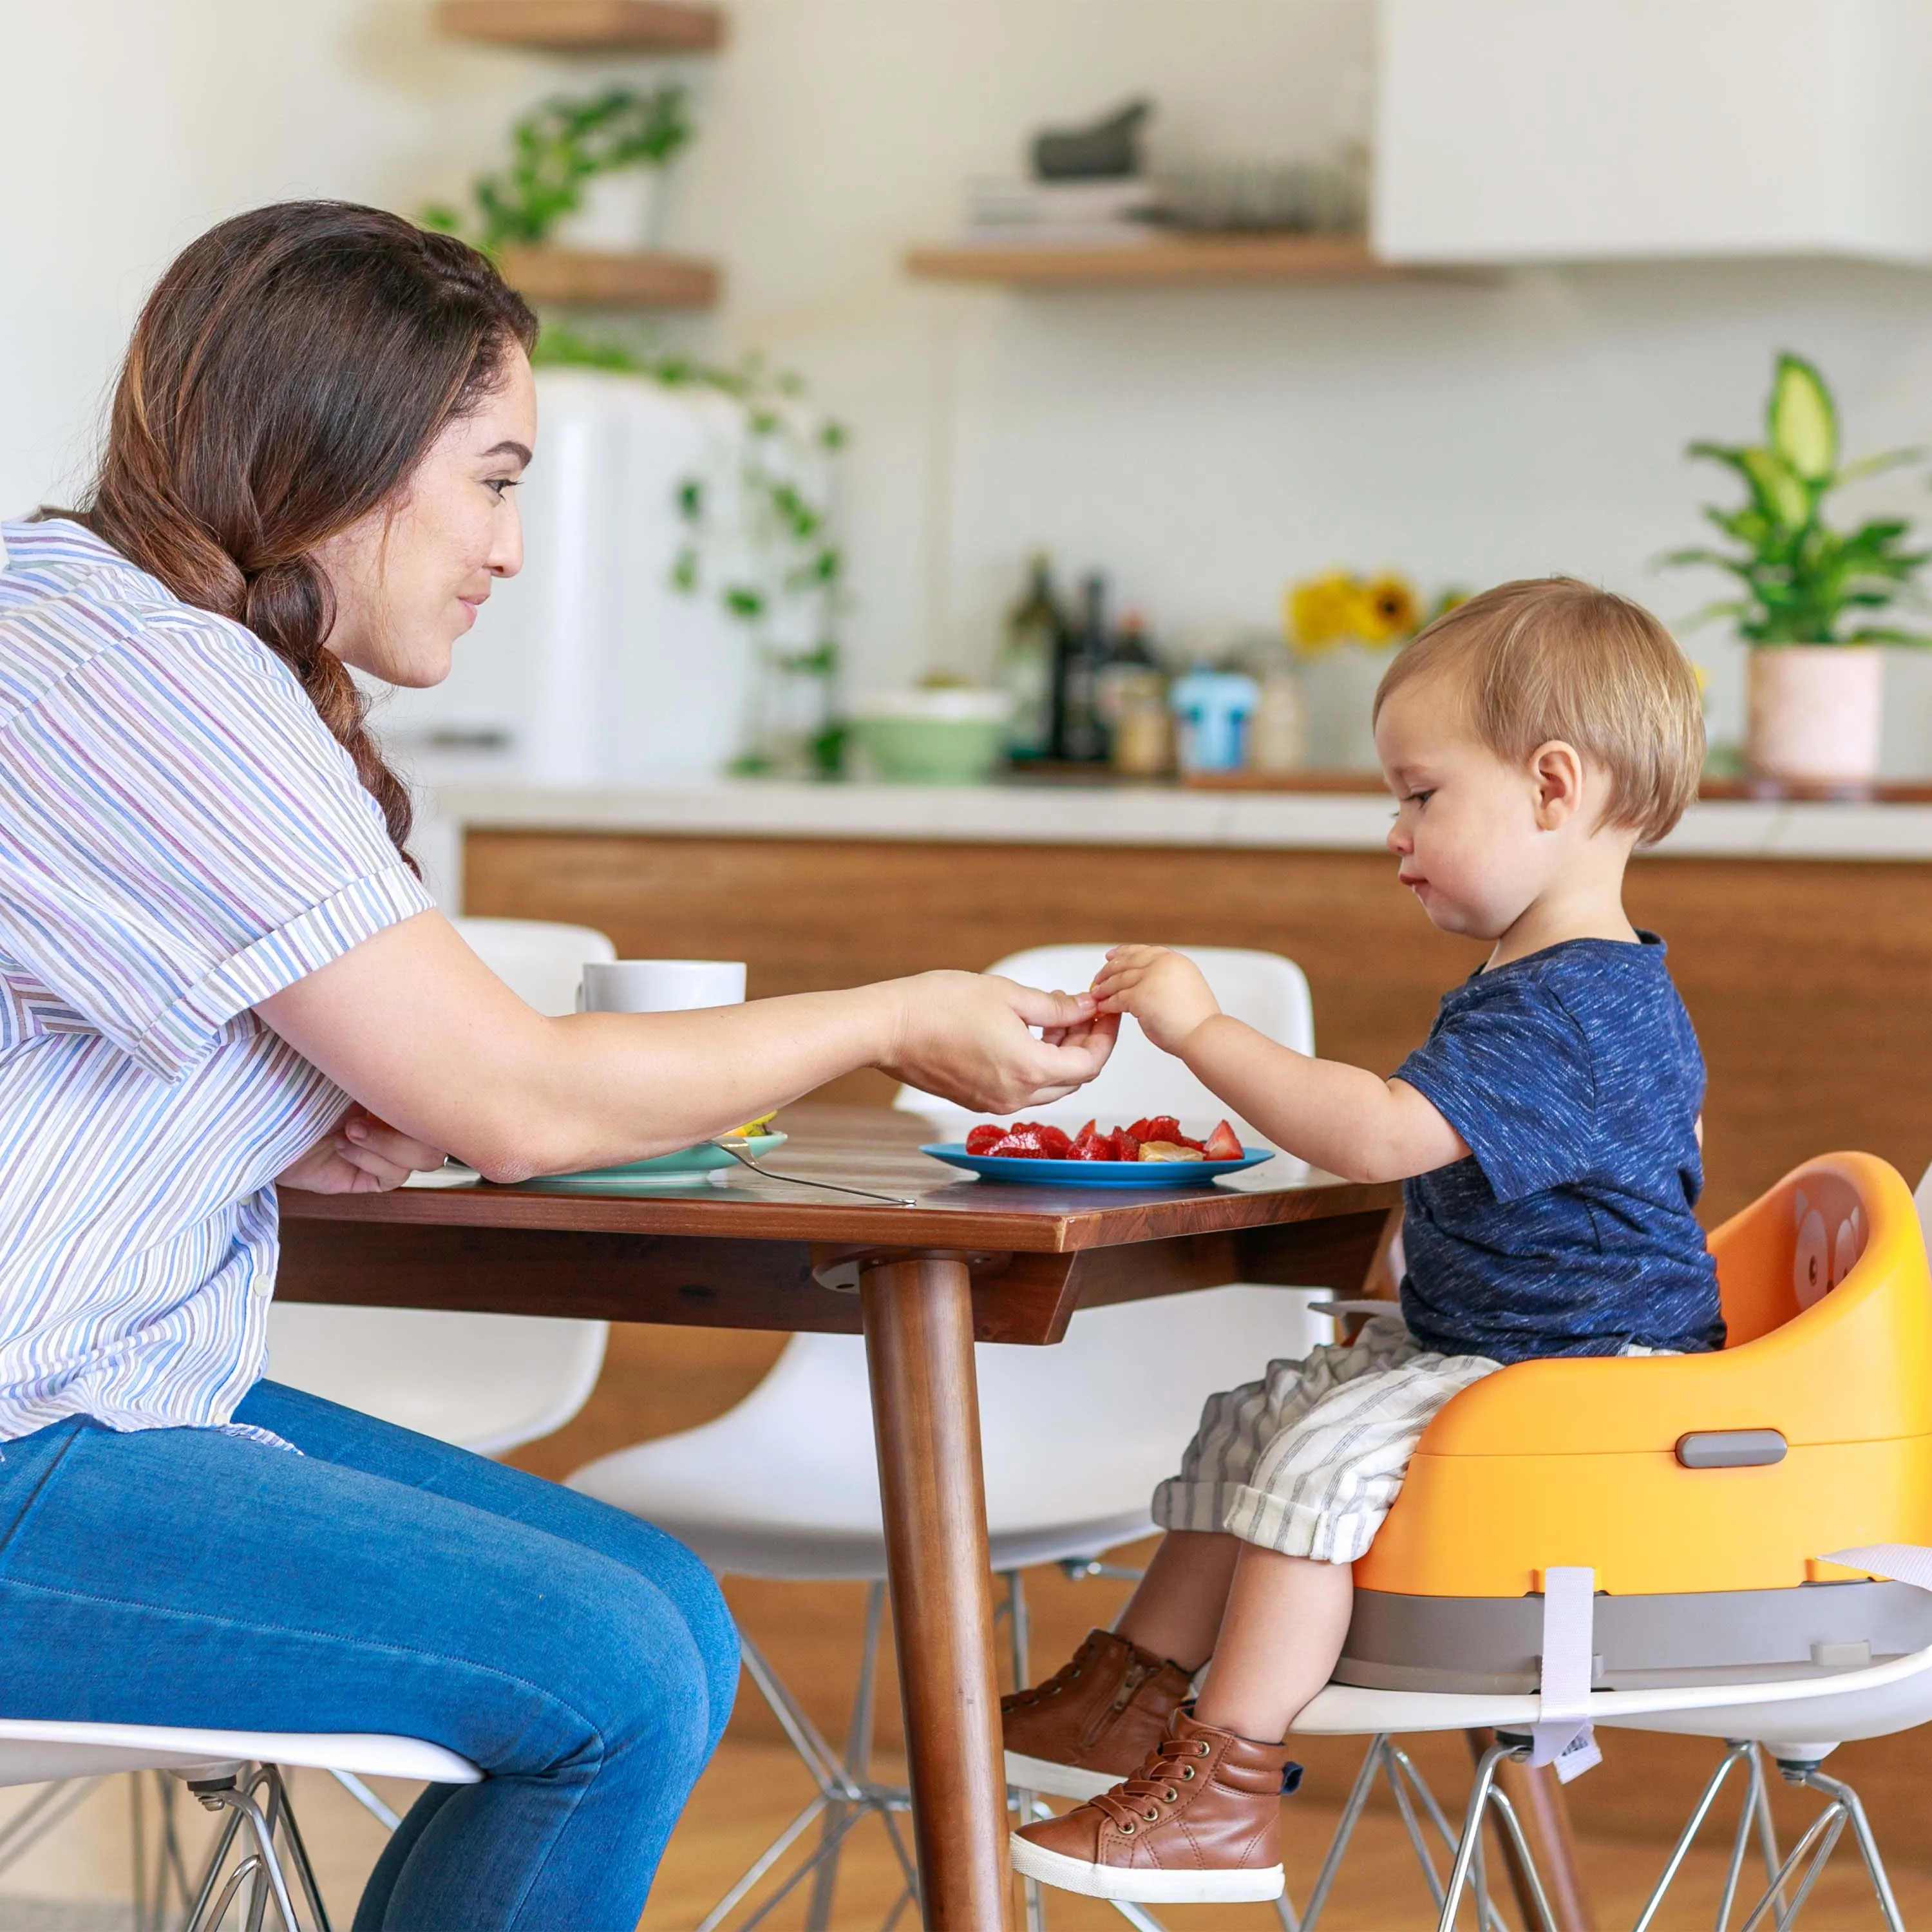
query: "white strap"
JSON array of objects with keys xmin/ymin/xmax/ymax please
[
  {"xmin": 1824, "ymin": 1544, "xmax": 1932, "ymax": 1592},
  {"xmin": 1528, "ymin": 1566, "xmax": 1602, "ymax": 1782}
]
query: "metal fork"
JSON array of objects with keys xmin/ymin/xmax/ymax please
[{"xmin": 712, "ymin": 1139, "xmax": 919, "ymax": 1208}]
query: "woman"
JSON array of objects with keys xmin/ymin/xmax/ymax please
[{"xmin": 0, "ymin": 202, "xmax": 1112, "ymax": 1931}]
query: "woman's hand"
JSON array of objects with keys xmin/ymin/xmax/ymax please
[
  {"xmin": 276, "ymin": 1106, "xmax": 450, "ymax": 1194},
  {"xmin": 1091, "ymin": 945, "xmax": 1222, "ymax": 1054},
  {"xmin": 882, "ymin": 971, "xmax": 1119, "ymax": 1113}
]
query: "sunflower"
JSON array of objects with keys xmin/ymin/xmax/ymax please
[
  {"xmin": 1285, "ymin": 572, "xmax": 1361, "ymax": 656},
  {"xmin": 1352, "ymin": 574, "xmax": 1421, "ymax": 646}
]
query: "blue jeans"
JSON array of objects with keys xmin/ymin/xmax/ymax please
[{"xmin": 0, "ymin": 1379, "xmax": 738, "ymax": 1931}]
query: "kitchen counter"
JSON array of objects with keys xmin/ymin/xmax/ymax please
[{"xmin": 433, "ymin": 779, "xmax": 1932, "ymax": 862}]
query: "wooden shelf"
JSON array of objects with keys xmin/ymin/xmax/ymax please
[
  {"xmin": 435, "ymin": 0, "xmax": 724, "ymax": 52},
  {"xmin": 498, "ymin": 245, "xmax": 720, "ymax": 308},
  {"xmin": 904, "ymin": 233, "xmax": 1410, "ymax": 289}
]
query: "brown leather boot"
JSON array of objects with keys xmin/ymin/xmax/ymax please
[
  {"xmin": 1009, "ymin": 1708, "xmax": 1291, "ymax": 1904},
  {"xmin": 1001, "ymin": 1627, "xmax": 1195, "ymax": 1801}
]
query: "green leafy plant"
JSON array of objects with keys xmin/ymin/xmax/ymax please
[
  {"xmin": 425, "ymin": 86, "xmax": 694, "ymax": 252},
  {"xmin": 1665, "ymin": 352, "xmax": 1929, "ymax": 645},
  {"xmin": 533, "ymin": 327, "xmax": 849, "ymax": 775}
]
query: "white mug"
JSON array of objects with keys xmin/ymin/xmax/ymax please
[{"xmin": 578, "ymin": 959, "xmax": 748, "ymax": 1014}]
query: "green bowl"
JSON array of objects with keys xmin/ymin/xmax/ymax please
[{"xmin": 851, "ymin": 714, "xmax": 1009, "ymax": 784}]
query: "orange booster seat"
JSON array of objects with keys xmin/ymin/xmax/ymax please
[{"xmin": 1335, "ymin": 1152, "xmax": 1932, "ymax": 1692}]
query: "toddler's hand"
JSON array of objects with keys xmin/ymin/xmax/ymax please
[{"xmin": 1090, "ymin": 945, "xmax": 1222, "ymax": 1054}]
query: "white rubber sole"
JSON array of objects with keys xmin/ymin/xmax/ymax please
[
  {"xmin": 1004, "ymin": 1750, "xmax": 1121, "ymax": 1802},
  {"xmin": 1010, "ymin": 1832, "xmax": 1285, "ymax": 1904}
]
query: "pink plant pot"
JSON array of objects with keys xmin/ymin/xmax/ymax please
[{"xmin": 1747, "ymin": 645, "xmax": 1883, "ymax": 788}]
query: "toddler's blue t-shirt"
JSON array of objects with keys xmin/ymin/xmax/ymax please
[{"xmin": 1393, "ymin": 932, "xmax": 1723, "ymax": 1364}]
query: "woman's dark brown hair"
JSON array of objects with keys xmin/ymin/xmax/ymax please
[{"xmin": 76, "ymin": 201, "xmax": 538, "ymax": 864}]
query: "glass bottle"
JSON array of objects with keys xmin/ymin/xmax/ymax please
[
  {"xmin": 1054, "ymin": 573, "xmax": 1110, "ymax": 764},
  {"xmin": 996, "ymin": 554, "xmax": 1063, "ymax": 763}
]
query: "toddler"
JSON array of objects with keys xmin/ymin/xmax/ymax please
[{"xmin": 1006, "ymin": 578, "xmax": 1723, "ymax": 1907}]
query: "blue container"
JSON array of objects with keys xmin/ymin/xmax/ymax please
[{"xmin": 1170, "ymin": 667, "xmax": 1260, "ymax": 773}]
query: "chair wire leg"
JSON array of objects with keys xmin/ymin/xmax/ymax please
[
  {"xmin": 265, "ymin": 1768, "xmax": 334, "ymax": 1932},
  {"xmin": 1735, "ymin": 1799, "xmax": 1849, "ymax": 1932},
  {"xmin": 0, "ymin": 1777, "xmax": 103, "ymax": 1879},
  {"xmin": 693, "ymin": 1794, "xmax": 831, "ymax": 1932},
  {"xmin": 1299, "ymin": 1733, "xmax": 1388, "ymax": 1932},
  {"xmin": 1631, "ymin": 1739, "xmax": 1752, "ymax": 1932},
  {"xmin": 1387, "ymin": 1743, "xmax": 1508, "ymax": 1932},
  {"xmin": 329, "ymin": 1769, "xmax": 402, "ymax": 1832},
  {"xmin": 1484, "ymin": 1785, "xmax": 1561, "ymax": 1932},
  {"xmin": 1804, "ymin": 1768, "xmax": 1905, "ymax": 1932},
  {"xmin": 1436, "ymin": 1739, "xmax": 1518, "ymax": 1932},
  {"xmin": 741, "ymin": 1638, "xmax": 855, "ymax": 1797},
  {"xmin": 734, "ymin": 1803, "xmax": 869, "ymax": 1932},
  {"xmin": 998, "ymin": 1569, "xmax": 1054, "ymax": 1932},
  {"xmin": 182, "ymin": 1798, "xmax": 250, "ymax": 1932},
  {"xmin": 1712, "ymin": 1746, "xmax": 1765, "ymax": 1932},
  {"xmin": 1748, "ymin": 1749, "xmax": 1790, "ymax": 1932},
  {"xmin": 805, "ymin": 1580, "xmax": 887, "ymax": 1932}
]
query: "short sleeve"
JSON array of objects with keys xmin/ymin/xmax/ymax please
[
  {"xmin": 0, "ymin": 609, "xmax": 432, "ymax": 1081},
  {"xmin": 1394, "ymin": 974, "xmax": 1599, "ymax": 1201}
]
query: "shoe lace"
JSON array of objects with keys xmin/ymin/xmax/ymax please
[
  {"xmin": 1001, "ymin": 1634, "xmax": 1099, "ymax": 1712},
  {"xmin": 1086, "ymin": 1732, "xmax": 1212, "ymax": 1834}
]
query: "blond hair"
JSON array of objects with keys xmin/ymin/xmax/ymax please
[{"xmin": 1372, "ymin": 578, "xmax": 1704, "ymax": 846}]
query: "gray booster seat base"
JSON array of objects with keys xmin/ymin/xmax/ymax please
[{"xmin": 1336, "ymin": 1580, "xmax": 1932, "ymax": 1693}]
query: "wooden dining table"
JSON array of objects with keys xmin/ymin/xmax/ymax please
[{"xmin": 272, "ymin": 1107, "xmax": 1568, "ymax": 1931}]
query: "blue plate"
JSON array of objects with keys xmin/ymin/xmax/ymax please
[{"xmin": 920, "ymin": 1143, "xmax": 1274, "ymax": 1188}]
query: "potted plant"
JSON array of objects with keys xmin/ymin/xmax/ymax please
[
  {"xmin": 1667, "ymin": 354, "xmax": 1928, "ymax": 789},
  {"xmin": 426, "ymin": 84, "xmax": 695, "ymax": 255}
]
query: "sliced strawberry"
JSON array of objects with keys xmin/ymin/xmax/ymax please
[
  {"xmin": 1036, "ymin": 1124, "xmax": 1074, "ymax": 1159},
  {"xmin": 1203, "ymin": 1120, "xmax": 1244, "ymax": 1162},
  {"xmin": 965, "ymin": 1124, "xmax": 1006, "ymax": 1155},
  {"xmin": 1126, "ymin": 1117, "xmax": 1157, "ymax": 1142},
  {"xmin": 1113, "ymin": 1129, "xmax": 1140, "ymax": 1162},
  {"xmin": 1138, "ymin": 1115, "xmax": 1185, "ymax": 1147}
]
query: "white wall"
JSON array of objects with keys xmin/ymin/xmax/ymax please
[{"xmin": 10, "ymin": 0, "xmax": 1932, "ymax": 772}]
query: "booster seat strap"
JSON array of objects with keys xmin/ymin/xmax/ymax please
[
  {"xmin": 1824, "ymin": 1544, "xmax": 1932, "ymax": 1593},
  {"xmin": 1529, "ymin": 1566, "xmax": 1602, "ymax": 1783}
]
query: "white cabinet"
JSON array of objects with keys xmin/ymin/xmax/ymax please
[{"xmin": 1372, "ymin": 0, "xmax": 1932, "ymax": 265}]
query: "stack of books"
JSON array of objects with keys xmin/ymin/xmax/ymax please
[{"xmin": 958, "ymin": 177, "xmax": 1160, "ymax": 249}]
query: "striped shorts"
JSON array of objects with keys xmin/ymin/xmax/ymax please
[{"xmin": 1149, "ymin": 1312, "xmax": 1501, "ymax": 1565}]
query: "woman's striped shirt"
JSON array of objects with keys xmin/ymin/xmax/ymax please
[{"xmin": 0, "ymin": 518, "xmax": 432, "ymax": 1448}]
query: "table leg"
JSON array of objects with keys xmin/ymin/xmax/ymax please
[
  {"xmin": 1466, "ymin": 1731, "xmax": 1598, "ymax": 1932},
  {"xmin": 860, "ymin": 1255, "xmax": 1014, "ymax": 1932}
]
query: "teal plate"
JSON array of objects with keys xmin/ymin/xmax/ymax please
[{"xmin": 519, "ymin": 1132, "xmax": 788, "ymax": 1191}]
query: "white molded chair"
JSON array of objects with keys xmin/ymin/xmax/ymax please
[
  {"xmin": 265, "ymin": 916, "xmax": 612, "ymax": 1453},
  {"xmin": 569, "ymin": 944, "xmax": 1328, "ymax": 1931},
  {"xmin": 0, "ymin": 1696, "xmax": 481, "ymax": 1929}
]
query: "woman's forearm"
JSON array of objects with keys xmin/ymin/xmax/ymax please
[
  {"xmin": 259, "ymin": 915, "xmax": 900, "ymax": 1179},
  {"xmin": 1177, "ymin": 1015, "xmax": 1464, "ymax": 1183},
  {"xmin": 258, "ymin": 911, "xmax": 1111, "ymax": 1182}
]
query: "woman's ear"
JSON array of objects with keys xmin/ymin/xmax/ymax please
[{"xmin": 1530, "ymin": 739, "xmax": 1587, "ymax": 831}]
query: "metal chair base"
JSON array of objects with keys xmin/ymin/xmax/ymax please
[
  {"xmin": 174, "ymin": 1764, "xmax": 332, "ymax": 1932},
  {"xmin": 1633, "ymin": 1741, "xmax": 1901, "ymax": 1932},
  {"xmin": 695, "ymin": 1584, "xmax": 919, "ymax": 1932}
]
